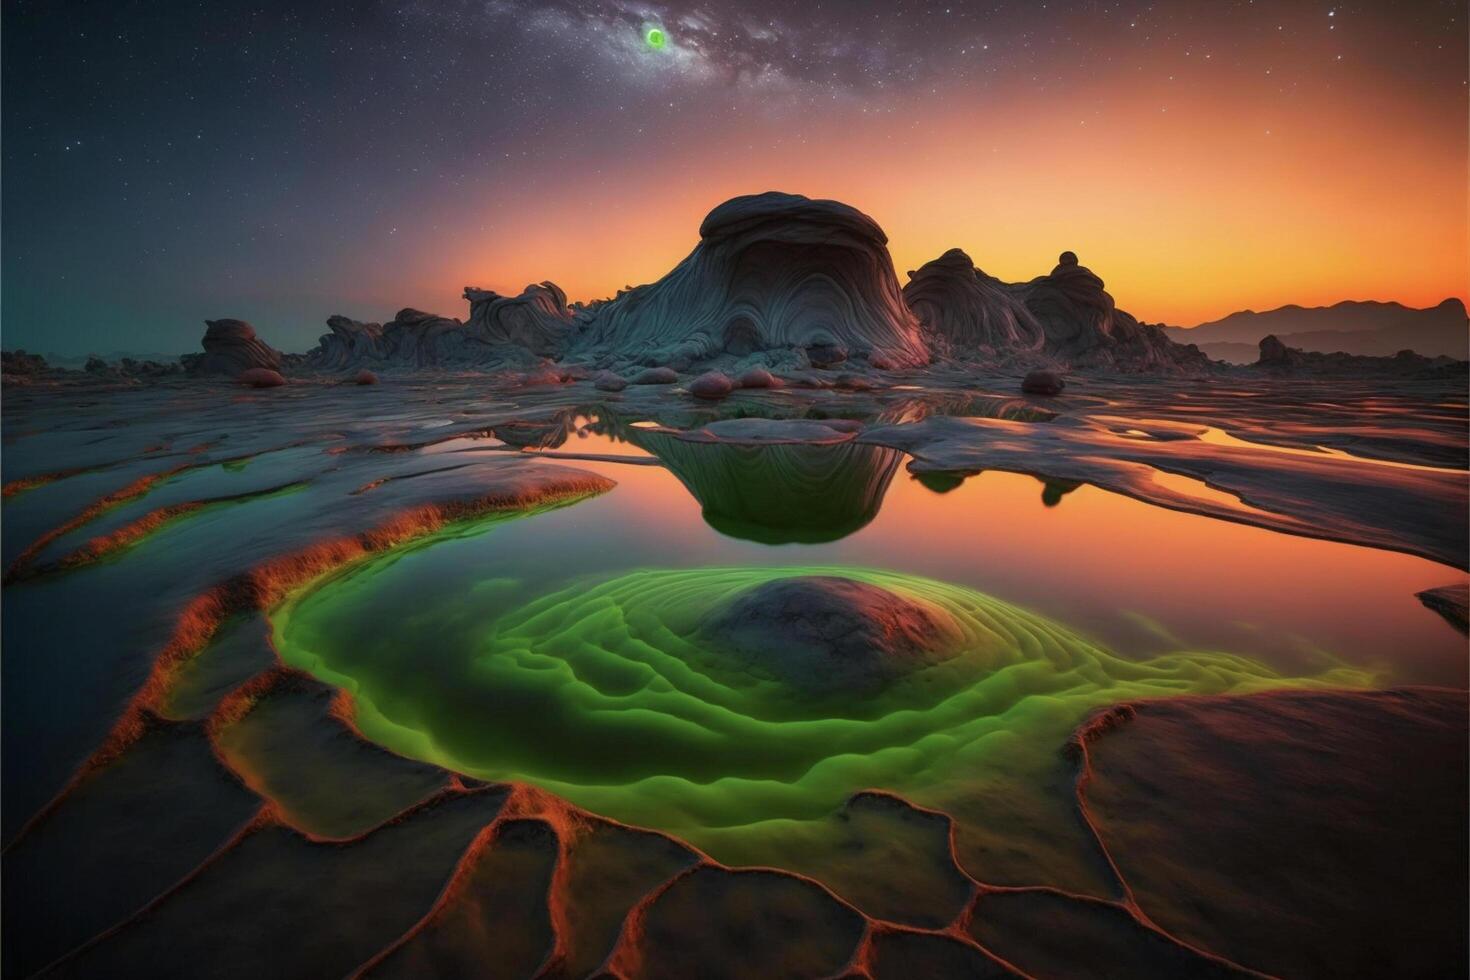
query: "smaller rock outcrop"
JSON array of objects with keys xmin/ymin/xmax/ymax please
[
  {"xmin": 1, "ymin": 350, "xmax": 49, "ymax": 378},
  {"xmin": 689, "ymin": 371, "xmax": 735, "ymax": 400},
  {"xmin": 314, "ymin": 316, "xmax": 386, "ymax": 369},
  {"xmin": 904, "ymin": 248, "xmax": 1045, "ymax": 354},
  {"xmin": 190, "ymin": 319, "xmax": 283, "ymax": 377},
  {"xmin": 698, "ymin": 575, "xmax": 963, "ymax": 694},
  {"xmin": 1255, "ymin": 335, "xmax": 1468, "ymax": 376},
  {"xmin": 381, "ymin": 309, "xmax": 464, "ymax": 367},
  {"xmin": 236, "ymin": 367, "xmax": 286, "ymax": 388},
  {"xmin": 737, "ymin": 367, "xmax": 777, "ymax": 389},
  {"xmin": 1021, "ymin": 370, "xmax": 1065, "ymax": 395},
  {"xmin": 905, "ymin": 249, "xmax": 1210, "ymax": 374},
  {"xmin": 353, "ymin": 370, "xmax": 379, "ymax": 385},
  {"xmin": 632, "ymin": 367, "xmax": 679, "ymax": 385},
  {"xmin": 463, "ymin": 282, "xmax": 575, "ymax": 357}
]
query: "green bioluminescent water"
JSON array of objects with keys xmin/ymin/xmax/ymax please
[
  {"xmin": 645, "ymin": 26, "xmax": 666, "ymax": 50},
  {"xmin": 274, "ymin": 550, "xmax": 1372, "ymax": 857}
]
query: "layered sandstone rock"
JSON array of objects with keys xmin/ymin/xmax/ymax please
[
  {"xmin": 462, "ymin": 282, "xmax": 574, "ymax": 358},
  {"xmin": 904, "ymin": 250, "xmax": 1210, "ymax": 373},
  {"xmin": 189, "ymin": 319, "xmax": 283, "ymax": 377},
  {"xmin": 573, "ymin": 192, "xmax": 931, "ymax": 370}
]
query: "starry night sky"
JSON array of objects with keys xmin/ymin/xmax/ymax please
[{"xmin": 3, "ymin": 0, "xmax": 1465, "ymax": 356}]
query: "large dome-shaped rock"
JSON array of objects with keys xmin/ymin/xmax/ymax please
[
  {"xmin": 904, "ymin": 248, "xmax": 1045, "ymax": 354},
  {"xmin": 904, "ymin": 250, "xmax": 1210, "ymax": 374},
  {"xmin": 189, "ymin": 319, "xmax": 283, "ymax": 376},
  {"xmin": 698, "ymin": 575, "xmax": 963, "ymax": 693},
  {"xmin": 463, "ymin": 282, "xmax": 574, "ymax": 357},
  {"xmin": 573, "ymin": 192, "xmax": 930, "ymax": 369}
]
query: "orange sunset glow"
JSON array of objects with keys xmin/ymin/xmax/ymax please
[{"xmin": 405, "ymin": 51, "xmax": 1468, "ymax": 331}]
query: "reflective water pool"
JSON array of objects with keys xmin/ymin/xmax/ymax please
[{"xmin": 273, "ymin": 416, "xmax": 1465, "ymax": 858}]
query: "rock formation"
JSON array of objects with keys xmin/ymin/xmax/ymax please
[
  {"xmin": 1, "ymin": 350, "xmax": 49, "ymax": 378},
  {"xmin": 904, "ymin": 250, "xmax": 1210, "ymax": 373},
  {"xmin": 188, "ymin": 319, "xmax": 283, "ymax": 376},
  {"xmin": 572, "ymin": 192, "xmax": 931, "ymax": 370},
  {"xmin": 903, "ymin": 249, "xmax": 1045, "ymax": 355},
  {"xmin": 1020, "ymin": 252, "xmax": 1211, "ymax": 371},
  {"xmin": 312, "ymin": 315, "xmax": 387, "ymax": 369},
  {"xmin": 688, "ymin": 371, "xmax": 735, "ymax": 400},
  {"xmin": 236, "ymin": 367, "xmax": 286, "ymax": 388},
  {"xmin": 308, "ymin": 283, "xmax": 573, "ymax": 370},
  {"xmin": 1167, "ymin": 297, "xmax": 1469, "ymax": 361},
  {"xmin": 1021, "ymin": 369, "xmax": 1065, "ymax": 395},
  {"xmin": 378, "ymin": 309, "xmax": 464, "ymax": 367},
  {"xmin": 1255, "ymin": 335, "xmax": 1468, "ymax": 376},
  {"xmin": 698, "ymin": 575, "xmax": 963, "ymax": 694},
  {"xmin": 462, "ymin": 282, "xmax": 574, "ymax": 357}
]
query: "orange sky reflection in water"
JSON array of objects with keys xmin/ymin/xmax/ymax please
[{"xmin": 531, "ymin": 433, "xmax": 1466, "ymax": 688}]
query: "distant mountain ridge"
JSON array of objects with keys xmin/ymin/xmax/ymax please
[{"xmin": 1166, "ymin": 298, "xmax": 1468, "ymax": 362}]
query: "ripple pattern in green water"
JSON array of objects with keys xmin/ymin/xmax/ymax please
[{"xmin": 274, "ymin": 563, "xmax": 1371, "ymax": 846}]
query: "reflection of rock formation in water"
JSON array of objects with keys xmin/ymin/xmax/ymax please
[
  {"xmin": 1039, "ymin": 477, "xmax": 1083, "ymax": 507},
  {"xmin": 491, "ymin": 410, "xmax": 581, "ymax": 450},
  {"xmin": 1416, "ymin": 584, "xmax": 1468, "ymax": 634},
  {"xmin": 572, "ymin": 192, "xmax": 931, "ymax": 370},
  {"xmin": 904, "ymin": 249, "xmax": 1210, "ymax": 373},
  {"xmin": 628, "ymin": 427, "xmax": 905, "ymax": 543}
]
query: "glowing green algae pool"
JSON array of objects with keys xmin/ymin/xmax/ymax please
[
  {"xmin": 267, "ymin": 426, "xmax": 1460, "ymax": 867},
  {"xmin": 275, "ymin": 557, "xmax": 1370, "ymax": 847}
]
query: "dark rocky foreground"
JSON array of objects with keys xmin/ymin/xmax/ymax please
[{"xmin": 1, "ymin": 366, "xmax": 1465, "ymax": 978}]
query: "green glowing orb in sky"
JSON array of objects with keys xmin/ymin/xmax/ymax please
[{"xmin": 645, "ymin": 26, "xmax": 667, "ymax": 50}]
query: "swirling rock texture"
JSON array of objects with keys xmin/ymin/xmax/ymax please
[
  {"xmin": 378, "ymin": 308, "xmax": 467, "ymax": 367},
  {"xmin": 186, "ymin": 319, "xmax": 283, "ymax": 376},
  {"xmin": 903, "ymin": 249, "xmax": 1046, "ymax": 356},
  {"xmin": 311, "ymin": 315, "xmax": 387, "ymax": 369},
  {"xmin": 306, "ymin": 283, "xmax": 573, "ymax": 370},
  {"xmin": 463, "ymin": 282, "xmax": 575, "ymax": 358},
  {"xmin": 572, "ymin": 192, "xmax": 931, "ymax": 371},
  {"xmin": 905, "ymin": 249, "xmax": 1211, "ymax": 373}
]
